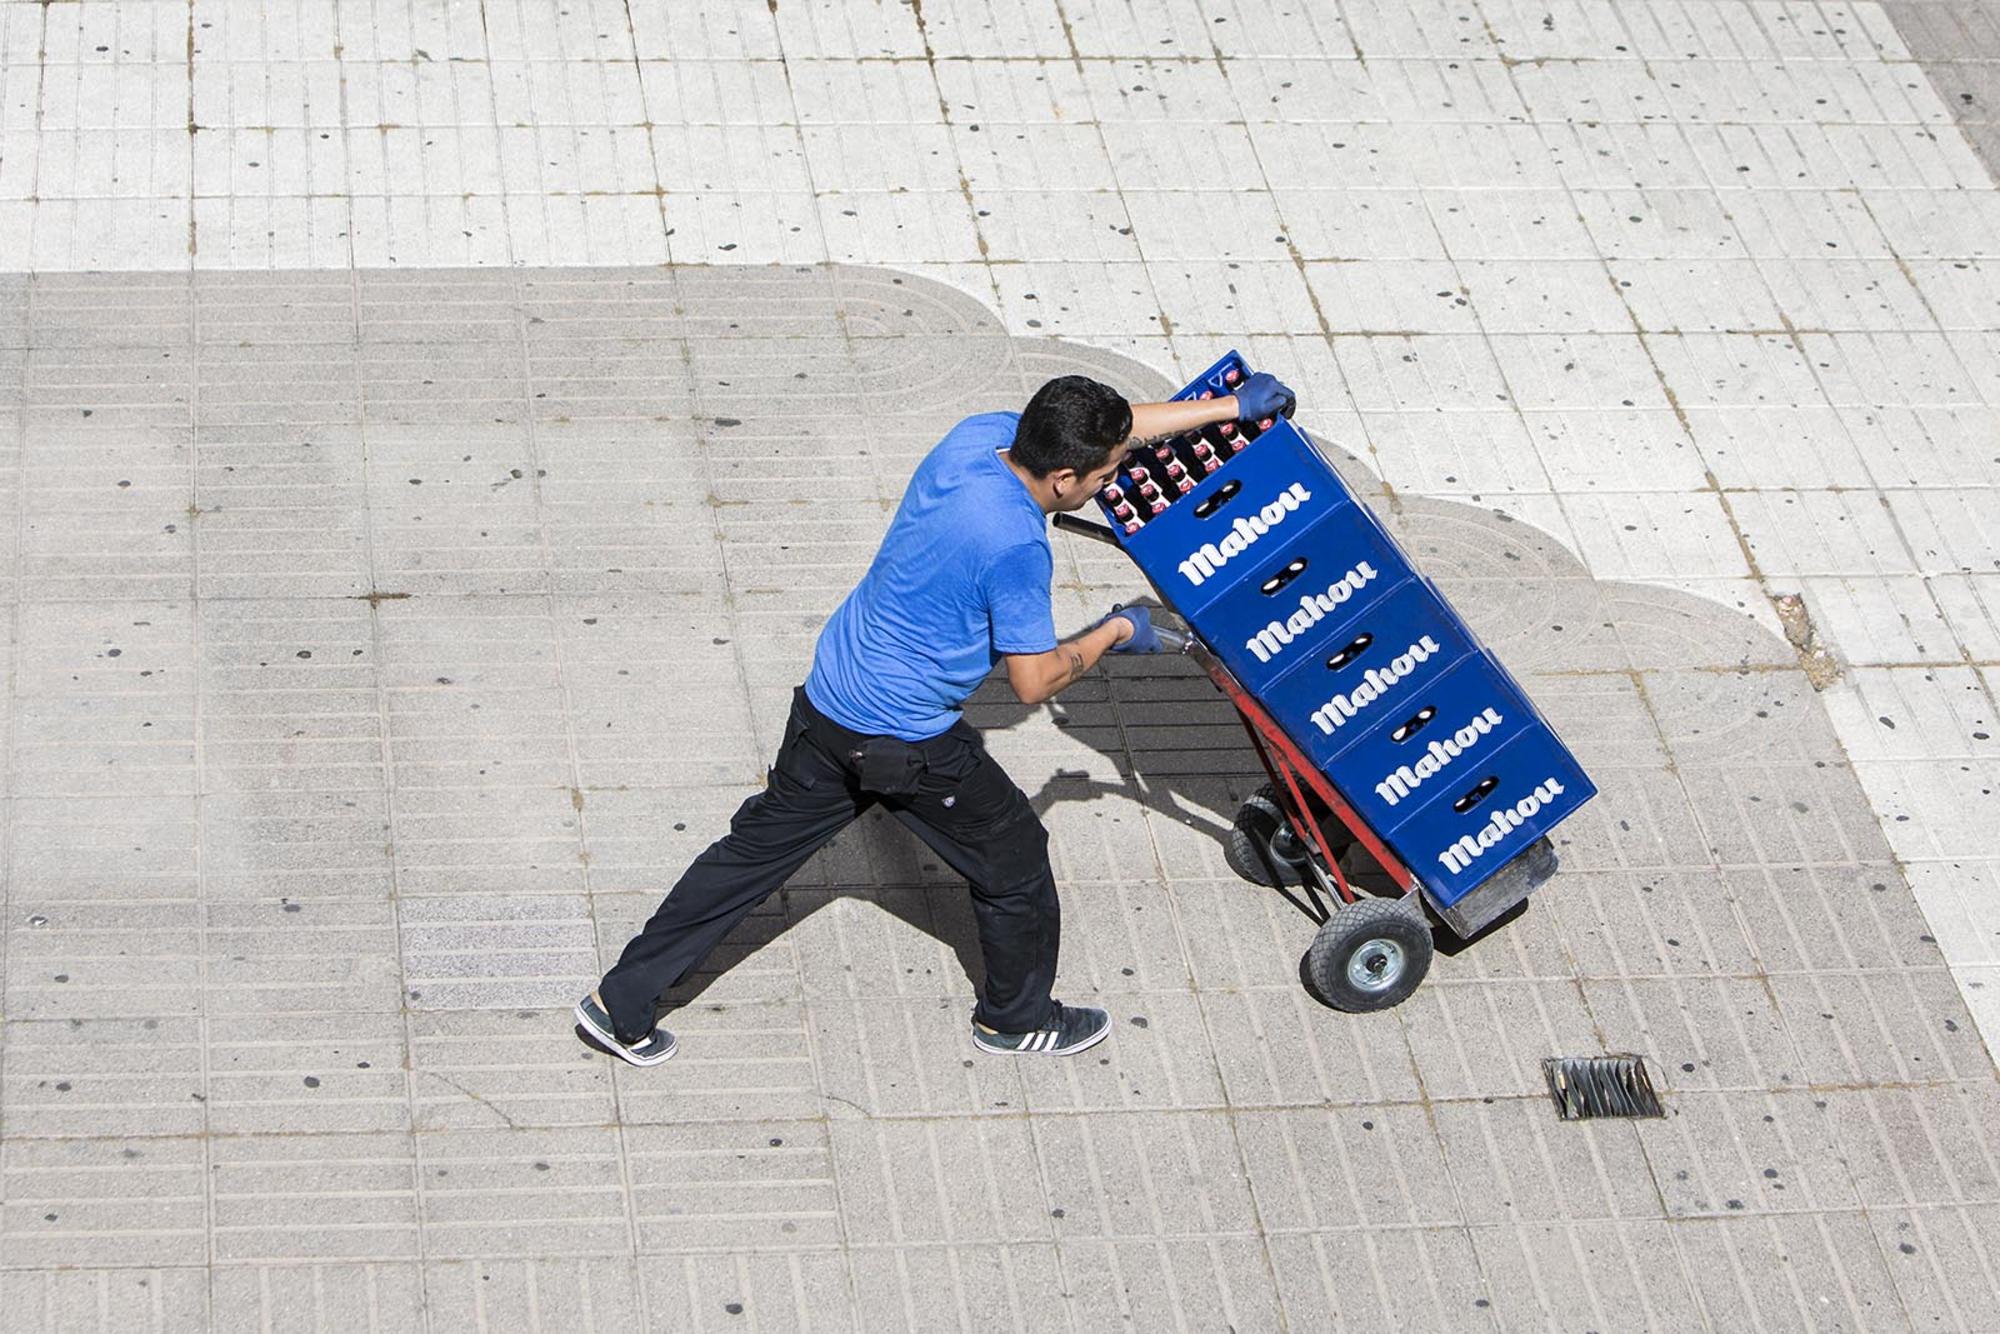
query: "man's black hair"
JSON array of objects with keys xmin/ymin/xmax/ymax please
[{"xmin": 1011, "ymin": 376, "xmax": 1132, "ymax": 478}]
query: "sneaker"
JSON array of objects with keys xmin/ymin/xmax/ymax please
[
  {"xmin": 572, "ymin": 993, "xmax": 677, "ymax": 1068},
  {"xmin": 970, "ymin": 1002, "xmax": 1110, "ymax": 1057}
]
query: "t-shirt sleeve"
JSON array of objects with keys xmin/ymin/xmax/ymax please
[{"xmin": 981, "ymin": 541, "xmax": 1058, "ymax": 655}]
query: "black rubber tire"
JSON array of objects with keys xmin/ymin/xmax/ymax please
[
  {"xmin": 1304, "ymin": 897, "xmax": 1433, "ymax": 1012},
  {"xmin": 1225, "ymin": 785, "xmax": 1311, "ymax": 887}
]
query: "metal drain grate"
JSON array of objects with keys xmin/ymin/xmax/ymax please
[{"xmin": 1543, "ymin": 1055, "xmax": 1665, "ymax": 1121}]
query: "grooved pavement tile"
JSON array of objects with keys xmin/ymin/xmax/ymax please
[
  {"xmin": 1673, "ymin": 1211, "xmax": 1909, "ymax": 1332},
  {"xmin": 1064, "ymin": 1235, "xmax": 1286, "ymax": 1329},
  {"xmin": 423, "ymin": 1258, "xmax": 645, "ymax": 1333},
  {"xmin": 0, "ymin": 1267, "xmax": 212, "ymax": 1334},
  {"xmin": 628, "ymin": 1119, "xmax": 841, "ymax": 1253},
  {"xmin": 1868, "ymin": 1206, "xmax": 2000, "ymax": 1332},
  {"xmin": 1265, "ymin": 1227, "xmax": 1498, "ymax": 1332},
  {"xmin": 845, "ymin": 1243, "xmax": 1069, "ymax": 1334},
  {"xmin": 208, "ymin": 1264, "xmax": 426, "ymax": 1333},
  {"xmin": 640, "ymin": 1250, "xmax": 855, "ymax": 1333},
  {"xmin": 209, "ymin": 1131, "xmax": 420, "ymax": 1262},
  {"xmin": 1469, "ymin": 1220, "xmax": 1710, "ymax": 1331}
]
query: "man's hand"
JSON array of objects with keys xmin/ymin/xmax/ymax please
[
  {"xmin": 1106, "ymin": 605, "xmax": 1163, "ymax": 654},
  {"xmin": 1124, "ymin": 374, "xmax": 1299, "ymax": 446},
  {"xmin": 1233, "ymin": 372, "xmax": 1295, "ymax": 422}
]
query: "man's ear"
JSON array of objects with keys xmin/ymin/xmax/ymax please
[{"xmin": 1048, "ymin": 467, "xmax": 1080, "ymax": 499}]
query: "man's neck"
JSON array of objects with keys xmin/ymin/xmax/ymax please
[{"xmin": 1000, "ymin": 449, "xmax": 1060, "ymax": 515}]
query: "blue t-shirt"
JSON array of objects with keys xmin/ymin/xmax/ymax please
[{"xmin": 805, "ymin": 412, "xmax": 1058, "ymax": 740}]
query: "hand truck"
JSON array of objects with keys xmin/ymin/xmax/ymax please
[
  {"xmin": 1059, "ymin": 515, "xmax": 1451, "ymax": 1010},
  {"xmin": 1054, "ymin": 351, "xmax": 1594, "ymax": 1011}
]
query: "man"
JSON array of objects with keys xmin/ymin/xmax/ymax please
[{"xmin": 574, "ymin": 370, "xmax": 1297, "ymax": 1066}]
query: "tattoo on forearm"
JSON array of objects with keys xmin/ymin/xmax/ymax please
[{"xmin": 1053, "ymin": 646, "xmax": 1086, "ymax": 688}]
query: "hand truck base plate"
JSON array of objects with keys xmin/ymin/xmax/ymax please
[{"xmin": 1433, "ymin": 834, "xmax": 1558, "ymax": 939}]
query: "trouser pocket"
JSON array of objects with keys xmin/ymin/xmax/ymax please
[
  {"xmin": 852, "ymin": 734, "xmax": 927, "ymax": 796},
  {"xmin": 902, "ymin": 730, "xmax": 1040, "ymax": 855}
]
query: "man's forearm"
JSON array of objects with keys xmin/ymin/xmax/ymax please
[
  {"xmin": 1022, "ymin": 619, "xmax": 1127, "ymax": 704},
  {"xmin": 1127, "ymin": 396, "xmax": 1240, "ymax": 446}
]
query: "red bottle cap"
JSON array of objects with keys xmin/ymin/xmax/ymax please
[
  {"xmin": 1111, "ymin": 502, "xmax": 1135, "ymax": 521},
  {"xmin": 1223, "ymin": 367, "xmax": 1243, "ymax": 385},
  {"xmin": 1122, "ymin": 520, "xmax": 1143, "ymax": 535},
  {"xmin": 1258, "ymin": 417, "xmax": 1275, "ymax": 430},
  {"xmin": 1197, "ymin": 389, "xmax": 1215, "ymax": 399},
  {"xmin": 1218, "ymin": 421, "xmax": 1237, "ymax": 437}
]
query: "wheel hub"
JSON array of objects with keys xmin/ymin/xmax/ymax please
[
  {"xmin": 1347, "ymin": 937, "xmax": 1406, "ymax": 993},
  {"xmin": 1269, "ymin": 824, "xmax": 1304, "ymax": 863}
]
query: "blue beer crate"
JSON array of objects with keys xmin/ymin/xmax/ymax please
[
  {"xmin": 1316, "ymin": 650, "xmax": 1538, "ymax": 837},
  {"xmin": 1377, "ymin": 726, "xmax": 1596, "ymax": 906},
  {"xmin": 1112, "ymin": 420, "xmax": 1347, "ymax": 623},
  {"xmin": 1170, "ymin": 349, "xmax": 1253, "ymax": 402},
  {"xmin": 1101, "ymin": 349, "xmax": 1597, "ymax": 918},
  {"xmin": 1189, "ymin": 495, "xmax": 1407, "ymax": 696},
  {"xmin": 1257, "ymin": 576, "xmax": 1479, "ymax": 771}
]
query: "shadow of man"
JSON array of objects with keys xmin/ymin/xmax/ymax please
[{"xmin": 608, "ymin": 652, "xmax": 1275, "ymax": 1035}]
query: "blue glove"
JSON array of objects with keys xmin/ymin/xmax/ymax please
[
  {"xmin": 1106, "ymin": 605, "xmax": 1163, "ymax": 654},
  {"xmin": 1234, "ymin": 371, "xmax": 1296, "ymax": 422}
]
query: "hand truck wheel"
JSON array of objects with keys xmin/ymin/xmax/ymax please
[
  {"xmin": 1225, "ymin": 784, "xmax": 1314, "ymax": 887},
  {"xmin": 1226, "ymin": 783, "xmax": 1358, "ymax": 888},
  {"xmin": 1304, "ymin": 896, "xmax": 1433, "ymax": 1012}
]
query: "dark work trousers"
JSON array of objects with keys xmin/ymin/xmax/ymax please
[{"xmin": 597, "ymin": 687, "xmax": 1060, "ymax": 1045}]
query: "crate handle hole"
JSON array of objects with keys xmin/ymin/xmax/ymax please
[
  {"xmin": 1324, "ymin": 632, "xmax": 1373, "ymax": 672},
  {"xmin": 1259, "ymin": 558, "xmax": 1309, "ymax": 596},
  {"xmin": 1390, "ymin": 705, "xmax": 1436, "ymax": 743},
  {"xmin": 1191, "ymin": 480, "xmax": 1240, "ymax": 520},
  {"xmin": 1452, "ymin": 776, "xmax": 1500, "ymax": 814}
]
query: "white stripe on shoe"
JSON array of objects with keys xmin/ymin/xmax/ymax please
[
  {"xmin": 970, "ymin": 1004, "xmax": 1110, "ymax": 1057},
  {"xmin": 572, "ymin": 998, "xmax": 677, "ymax": 1068}
]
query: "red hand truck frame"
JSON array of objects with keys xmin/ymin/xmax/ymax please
[
  {"xmin": 1055, "ymin": 511, "xmax": 1443, "ymax": 1011},
  {"xmin": 1193, "ymin": 627, "xmax": 1416, "ymax": 909}
]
